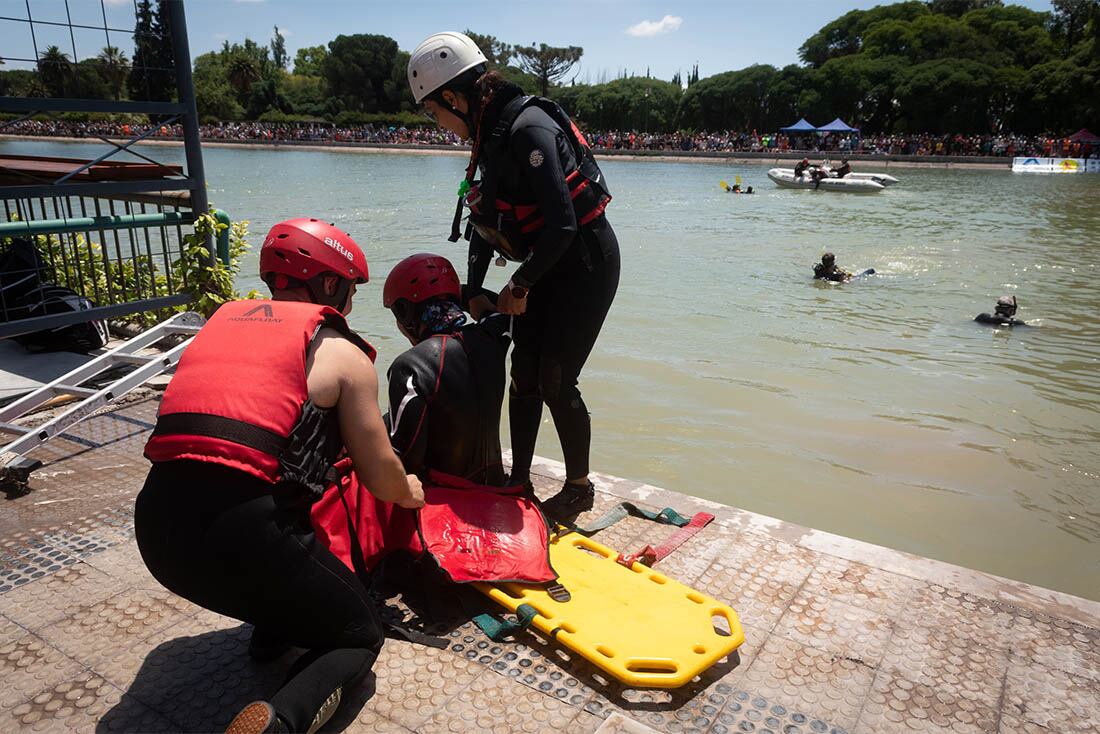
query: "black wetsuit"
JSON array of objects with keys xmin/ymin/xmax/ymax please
[
  {"xmin": 136, "ymin": 462, "xmax": 384, "ymax": 733},
  {"xmin": 975, "ymin": 313, "xmax": 1028, "ymax": 327},
  {"xmin": 794, "ymin": 161, "xmax": 810, "ymax": 178},
  {"xmin": 834, "ymin": 163, "xmax": 852, "ymax": 178},
  {"xmin": 468, "ymin": 92, "xmax": 620, "ymax": 483},
  {"xmin": 813, "ymin": 264, "xmax": 851, "ymax": 282},
  {"xmin": 385, "ymin": 314, "xmax": 512, "ymax": 485}
]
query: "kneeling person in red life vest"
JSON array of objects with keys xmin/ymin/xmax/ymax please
[
  {"xmin": 382, "ymin": 253, "xmax": 511, "ymax": 485},
  {"xmin": 135, "ymin": 218, "xmax": 424, "ymax": 734}
]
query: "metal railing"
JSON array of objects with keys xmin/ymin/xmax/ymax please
[{"xmin": 1, "ymin": 0, "xmax": 215, "ymax": 339}]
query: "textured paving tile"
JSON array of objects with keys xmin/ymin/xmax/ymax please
[
  {"xmin": 879, "ymin": 622, "xmax": 1010, "ymax": 709},
  {"xmin": 855, "ymin": 670, "xmax": 998, "ymax": 733},
  {"xmin": 418, "ymin": 665, "xmax": 582, "ymax": 733},
  {"xmin": 0, "ymin": 539, "xmax": 79, "ymax": 595},
  {"xmin": 82, "ymin": 540, "xmax": 162, "ymax": 590},
  {"xmin": 1010, "ymin": 609, "xmax": 1100, "ymax": 684},
  {"xmin": 738, "ymin": 635, "xmax": 874, "ymax": 730},
  {"xmin": 104, "ymin": 623, "xmax": 290, "ymax": 733},
  {"xmin": 653, "ymin": 523, "xmax": 740, "ymax": 586},
  {"xmin": 364, "ymin": 641, "xmax": 484, "ymax": 731},
  {"xmin": 693, "ymin": 533, "xmax": 817, "ymax": 656},
  {"xmin": 0, "ymin": 633, "xmax": 86, "ymax": 712},
  {"xmin": 570, "ymin": 709, "xmax": 606, "ymax": 732},
  {"xmin": 592, "ymin": 711, "xmax": 665, "ymax": 733},
  {"xmin": 339, "ymin": 708, "xmax": 414, "ymax": 733},
  {"xmin": 0, "ymin": 613, "xmax": 27, "ymax": 646},
  {"xmin": 39, "ymin": 587, "xmax": 204, "ymax": 670},
  {"xmin": 996, "ymin": 715, "xmax": 1052, "ymax": 733},
  {"xmin": 801, "ymin": 555, "xmax": 919, "ymax": 616},
  {"xmin": 0, "ymin": 562, "xmax": 127, "ymax": 632},
  {"xmin": 709, "ymin": 688, "xmax": 849, "ymax": 734},
  {"xmin": 1, "ymin": 669, "xmax": 176, "ymax": 733},
  {"xmin": 902, "ymin": 584, "xmax": 1018, "ymax": 652},
  {"xmin": 1002, "ymin": 656, "xmax": 1100, "ymax": 731},
  {"xmin": 774, "ymin": 590, "xmax": 894, "ymax": 667}
]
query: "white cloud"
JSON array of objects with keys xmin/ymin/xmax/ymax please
[{"xmin": 625, "ymin": 15, "xmax": 683, "ymax": 38}]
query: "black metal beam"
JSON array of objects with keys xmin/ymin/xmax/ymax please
[
  {"xmin": 0, "ymin": 179, "xmax": 195, "ymax": 199},
  {"xmin": 0, "ymin": 294, "xmax": 192, "ymax": 340},
  {"xmin": 0, "ymin": 97, "xmax": 188, "ymax": 115}
]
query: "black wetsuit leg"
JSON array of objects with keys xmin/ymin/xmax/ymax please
[
  {"xmin": 135, "ymin": 461, "xmax": 384, "ymax": 732},
  {"xmin": 509, "ymin": 222, "xmax": 620, "ymax": 482}
]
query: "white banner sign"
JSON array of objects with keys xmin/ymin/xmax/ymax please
[{"xmin": 1012, "ymin": 157, "xmax": 1091, "ymax": 173}]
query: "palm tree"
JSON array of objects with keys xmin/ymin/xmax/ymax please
[
  {"xmin": 226, "ymin": 54, "xmax": 261, "ymax": 98},
  {"xmin": 38, "ymin": 45, "xmax": 71, "ymax": 97},
  {"xmin": 97, "ymin": 46, "xmax": 130, "ymax": 100}
]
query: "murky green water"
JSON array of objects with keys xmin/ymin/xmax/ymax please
[{"xmin": 6, "ymin": 139, "xmax": 1099, "ymax": 600}]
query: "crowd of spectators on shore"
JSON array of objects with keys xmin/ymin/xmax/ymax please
[{"xmin": 4, "ymin": 119, "xmax": 1096, "ymax": 159}]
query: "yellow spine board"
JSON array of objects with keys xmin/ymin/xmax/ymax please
[{"xmin": 475, "ymin": 532, "xmax": 745, "ymax": 688}]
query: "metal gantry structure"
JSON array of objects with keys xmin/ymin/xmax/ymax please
[{"xmin": 0, "ymin": 0, "xmax": 216, "ymax": 339}]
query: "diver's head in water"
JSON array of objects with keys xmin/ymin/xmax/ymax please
[
  {"xmin": 821, "ymin": 252, "xmax": 836, "ymax": 270},
  {"xmin": 384, "ymin": 253, "xmax": 465, "ymax": 345},
  {"xmin": 994, "ymin": 295, "xmax": 1018, "ymax": 318}
]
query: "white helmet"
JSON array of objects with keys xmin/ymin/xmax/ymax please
[{"xmin": 408, "ymin": 32, "xmax": 487, "ymax": 104}]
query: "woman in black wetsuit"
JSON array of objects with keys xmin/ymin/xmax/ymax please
[{"xmin": 407, "ymin": 32, "xmax": 621, "ymax": 519}]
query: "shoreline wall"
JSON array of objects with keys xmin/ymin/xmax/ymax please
[{"xmin": 0, "ymin": 134, "xmax": 1013, "ymax": 170}]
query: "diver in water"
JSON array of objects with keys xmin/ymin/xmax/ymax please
[
  {"xmin": 745, "ymin": 186, "xmax": 754, "ymax": 194},
  {"xmin": 813, "ymin": 252, "xmax": 853, "ymax": 282},
  {"xmin": 975, "ymin": 295, "xmax": 1028, "ymax": 327}
]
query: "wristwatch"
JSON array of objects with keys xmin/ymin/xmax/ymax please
[{"xmin": 508, "ymin": 279, "xmax": 528, "ymax": 299}]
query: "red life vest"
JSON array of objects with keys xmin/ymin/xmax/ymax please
[
  {"xmin": 311, "ymin": 465, "xmax": 556, "ymax": 584},
  {"xmin": 144, "ymin": 299, "xmax": 375, "ymax": 483}
]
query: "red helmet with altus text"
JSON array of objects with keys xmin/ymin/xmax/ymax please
[{"xmin": 383, "ymin": 253, "xmax": 460, "ymax": 308}]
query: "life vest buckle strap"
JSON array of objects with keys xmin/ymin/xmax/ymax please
[
  {"xmin": 546, "ymin": 582, "xmax": 571, "ymax": 602},
  {"xmin": 152, "ymin": 412, "xmax": 288, "ymax": 456}
]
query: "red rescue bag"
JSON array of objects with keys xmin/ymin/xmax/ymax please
[{"xmin": 310, "ymin": 465, "xmax": 555, "ymax": 584}]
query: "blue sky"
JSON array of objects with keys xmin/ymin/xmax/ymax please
[{"xmin": 2, "ymin": 0, "xmax": 1055, "ymax": 81}]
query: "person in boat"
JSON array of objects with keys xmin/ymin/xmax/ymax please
[
  {"xmin": 810, "ymin": 166, "xmax": 829, "ymax": 189},
  {"xmin": 793, "ymin": 158, "xmax": 811, "ymax": 178},
  {"xmin": 382, "ymin": 253, "xmax": 511, "ymax": 485},
  {"xmin": 409, "ymin": 32, "xmax": 620, "ymax": 520},
  {"xmin": 136, "ymin": 218, "xmax": 424, "ymax": 734},
  {"xmin": 975, "ymin": 295, "xmax": 1028, "ymax": 327},
  {"xmin": 834, "ymin": 160, "xmax": 852, "ymax": 178},
  {"xmin": 813, "ymin": 252, "xmax": 853, "ymax": 282}
]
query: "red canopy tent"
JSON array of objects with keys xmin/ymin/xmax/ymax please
[{"xmin": 1069, "ymin": 128, "xmax": 1100, "ymax": 144}]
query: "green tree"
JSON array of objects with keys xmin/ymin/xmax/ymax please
[
  {"xmin": 128, "ymin": 0, "xmax": 175, "ymax": 102},
  {"xmin": 271, "ymin": 26, "xmax": 289, "ymax": 70},
  {"xmin": 323, "ymin": 34, "xmax": 403, "ymax": 112},
  {"xmin": 97, "ymin": 46, "xmax": 130, "ymax": 100},
  {"xmin": 799, "ymin": 1, "xmax": 928, "ymax": 67},
  {"xmin": 293, "ymin": 45, "xmax": 327, "ymax": 76},
  {"xmin": 226, "ymin": 53, "xmax": 261, "ymax": 98},
  {"xmin": 514, "ymin": 43, "xmax": 583, "ymax": 96},
  {"xmin": 463, "ymin": 30, "xmax": 514, "ymax": 67},
  {"xmin": 37, "ymin": 46, "xmax": 71, "ymax": 97},
  {"xmin": 927, "ymin": 0, "xmax": 1002, "ymax": 18},
  {"xmin": 1050, "ymin": 0, "xmax": 1099, "ymax": 52}
]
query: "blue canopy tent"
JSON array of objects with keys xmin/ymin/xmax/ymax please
[
  {"xmin": 779, "ymin": 118, "xmax": 817, "ymax": 133},
  {"xmin": 816, "ymin": 118, "xmax": 859, "ymax": 133}
]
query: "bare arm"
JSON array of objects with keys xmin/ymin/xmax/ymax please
[{"xmin": 308, "ymin": 331, "xmax": 423, "ymax": 507}]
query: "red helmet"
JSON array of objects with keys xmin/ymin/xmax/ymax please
[
  {"xmin": 259, "ymin": 218, "xmax": 369, "ymax": 289},
  {"xmin": 383, "ymin": 253, "xmax": 460, "ymax": 308}
]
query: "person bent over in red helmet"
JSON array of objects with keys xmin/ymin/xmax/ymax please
[
  {"xmin": 135, "ymin": 218, "xmax": 423, "ymax": 734},
  {"xmin": 383, "ymin": 253, "xmax": 511, "ymax": 485}
]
